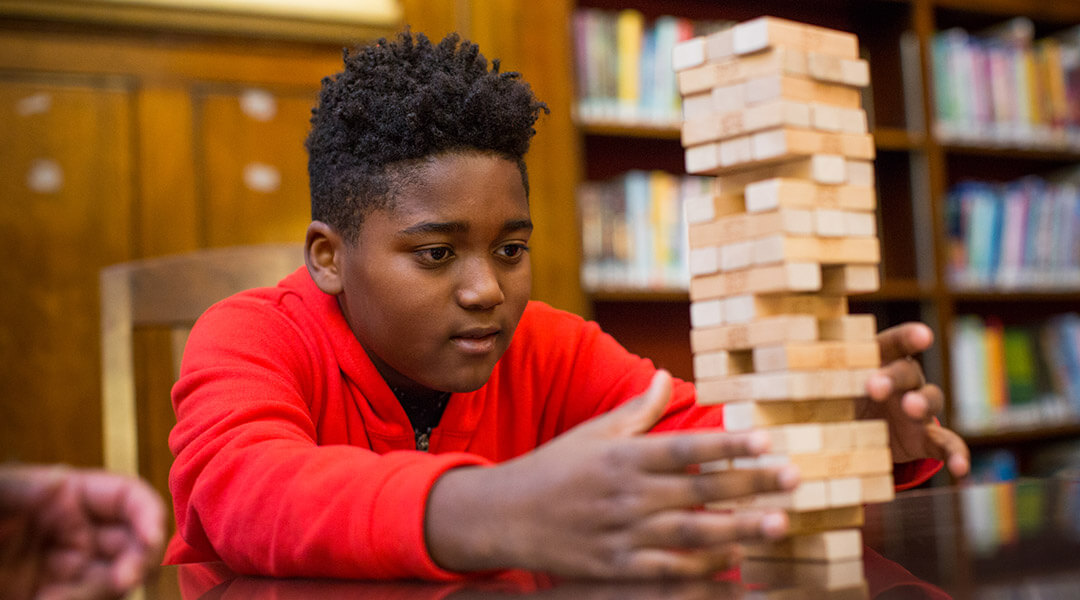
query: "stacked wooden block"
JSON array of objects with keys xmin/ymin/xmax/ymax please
[{"xmin": 673, "ymin": 16, "xmax": 893, "ymax": 595}]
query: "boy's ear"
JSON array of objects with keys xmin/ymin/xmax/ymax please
[{"xmin": 305, "ymin": 221, "xmax": 345, "ymax": 295}]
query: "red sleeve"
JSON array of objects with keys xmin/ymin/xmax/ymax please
[{"xmin": 168, "ymin": 299, "xmax": 488, "ymax": 580}]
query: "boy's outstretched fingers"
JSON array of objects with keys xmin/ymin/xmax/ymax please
[{"xmin": 926, "ymin": 424, "xmax": 971, "ymax": 478}]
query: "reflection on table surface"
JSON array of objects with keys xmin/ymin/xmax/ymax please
[{"xmin": 140, "ymin": 476, "xmax": 1080, "ymax": 600}]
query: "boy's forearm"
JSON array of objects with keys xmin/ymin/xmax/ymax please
[{"xmin": 425, "ymin": 465, "xmax": 514, "ymax": 573}]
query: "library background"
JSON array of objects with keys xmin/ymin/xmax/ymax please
[{"xmin": 2, "ymin": 0, "xmax": 1079, "ymax": 501}]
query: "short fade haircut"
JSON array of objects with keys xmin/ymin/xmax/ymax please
[{"xmin": 306, "ymin": 30, "xmax": 549, "ymax": 243}]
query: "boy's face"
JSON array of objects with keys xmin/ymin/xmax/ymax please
[{"xmin": 332, "ymin": 152, "xmax": 532, "ymax": 394}]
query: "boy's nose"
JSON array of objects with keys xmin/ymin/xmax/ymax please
[{"xmin": 455, "ymin": 257, "xmax": 504, "ymax": 309}]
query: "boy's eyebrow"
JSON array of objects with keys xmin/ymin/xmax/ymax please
[{"xmin": 398, "ymin": 218, "xmax": 533, "ymax": 236}]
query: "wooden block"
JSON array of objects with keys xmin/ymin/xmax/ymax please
[
  {"xmin": 704, "ymin": 27, "xmax": 736, "ymax": 61},
  {"xmin": 732, "ymin": 16, "xmax": 860, "ymax": 59},
  {"xmin": 689, "ymin": 262, "xmax": 822, "ymax": 301},
  {"xmin": 785, "ymin": 505, "xmax": 865, "ymax": 535},
  {"xmin": 721, "ymin": 399, "xmax": 855, "ymax": 431},
  {"xmin": 750, "ymin": 582, "xmax": 870, "ymax": 600},
  {"xmin": 707, "ymin": 479, "xmax": 828, "ymax": 511},
  {"xmin": 684, "ymin": 192, "xmax": 745, "ymax": 225},
  {"xmin": 733, "ymin": 446, "xmax": 892, "ymax": 479},
  {"xmin": 722, "ymin": 293, "xmax": 848, "ymax": 325},
  {"xmin": 743, "ymin": 76, "xmax": 862, "ymax": 108},
  {"xmin": 672, "ymin": 36, "xmax": 706, "ymax": 72},
  {"xmin": 810, "ymin": 104, "xmax": 869, "ymax": 134},
  {"xmin": 678, "ymin": 46, "xmax": 862, "ymax": 95},
  {"xmin": 698, "ymin": 368, "xmax": 874, "ymax": 404},
  {"xmin": 807, "ymin": 52, "xmax": 871, "ymax": 87},
  {"xmin": 752, "ymin": 128, "xmax": 875, "ymax": 162},
  {"xmin": 743, "ymin": 528, "xmax": 862, "ymax": 561},
  {"xmin": 845, "ymin": 159, "xmax": 876, "ymax": 187},
  {"xmin": 681, "ymin": 92, "xmax": 714, "ymax": 120},
  {"xmin": 714, "ymin": 155, "xmax": 848, "ymax": 195},
  {"xmin": 692, "ymin": 348, "xmax": 753, "ymax": 379},
  {"xmin": 860, "ymin": 473, "xmax": 896, "ymax": 504},
  {"xmin": 761, "ymin": 421, "xmax": 886, "ymax": 455},
  {"xmin": 691, "ymin": 314, "xmax": 820, "ymax": 353},
  {"xmin": 719, "ymin": 240, "xmax": 753, "ymax": 271},
  {"xmin": 741, "ymin": 558, "xmax": 866, "ymax": 591},
  {"xmin": 763, "ymin": 422, "xmax": 826, "ymax": 454},
  {"xmin": 853, "ymin": 419, "xmax": 888, "ymax": 448},
  {"xmin": 752, "ymin": 340, "xmax": 881, "ymax": 372},
  {"xmin": 744, "ymin": 179, "xmax": 877, "ymax": 213},
  {"xmin": 812, "ymin": 209, "xmax": 876, "ymax": 238},
  {"xmin": 820, "ymin": 265, "xmax": 879, "ymax": 295},
  {"xmin": 819, "ymin": 314, "xmax": 877, "ymax": 341},
  {"xmin": 688, "ymin": 208, "xmax": 813, "ymax": 249},
  {"xmin": 750, "ymin": 235, "xmax": 881, "ymax": 267},
  {"xmin": 681, "ymin": 100, "xmax": 812, "ymax": 146},
  {"xmin": 689, "ymin": 298, "xmax": 723, "ymax": 328},
  {"xmin": 826, "ymin": 477, "xmax": 864, "ymax": 507},
  {"xmin": 688, "ymin": 246, "xmax": 720, "ymax": 276}
]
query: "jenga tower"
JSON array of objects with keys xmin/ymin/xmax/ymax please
[{"xmin": 673, "ymin": 17, "xmax": 893, "ymax": 596}]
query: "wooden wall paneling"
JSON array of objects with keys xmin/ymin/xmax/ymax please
[
  {"xmin": 197, "ymin": 86, "xmax": 318, "ymax": 247},
  {"xmin": 136, "ymin": 85, "xmax": 200, "ymax": 257},
  {"xmin": 0, "ymin": 79, "xmax": 135, "ymax": 465},
  {"xmin": 400, "ymin": 0, "xmax": 465, "ymax": 40}
]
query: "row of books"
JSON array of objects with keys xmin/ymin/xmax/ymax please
[
  {"xmin": 950, "ymin": 313, "xmax": 1080, "ymax": 435},
  {"xmin": 572, "ymin": 8, "xmax": 733, "ymax": 127},
  {"xmin": 931, "ymin": 17, "xmax": 1080, "ymax": 149},
  {"xmin": 578, "ymin": 170, "xmax": 712, "ymax": 291},
  {"xmin": 945, "ymin": 173, "xmax": 1080, "ymax": 290}
]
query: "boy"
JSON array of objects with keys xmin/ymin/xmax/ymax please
[{"xmin": 165, "ymin": 31, "xmax": 968, "ymax": 580}]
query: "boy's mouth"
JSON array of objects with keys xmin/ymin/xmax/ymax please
[{"xmin": 450, "ymin": 327, "xmax": 500, "ymax": 355}]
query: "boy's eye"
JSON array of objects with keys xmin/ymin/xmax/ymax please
[
  {"xmin": 416, "ymin": 246, "xmax": 454, "ymax": 265},
  {"xmin": 497, "ymin": 243, "xmax": 530, "ymax": 260}
]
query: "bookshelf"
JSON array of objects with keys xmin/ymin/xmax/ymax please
[{"xmin": 568, "ymin": 0, "xmax": 1080, "ymax": 480}]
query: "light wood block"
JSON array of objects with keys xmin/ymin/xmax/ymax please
[
  {"xmin": 809, "ymin": 103, "xmax": 869, "ymax": 134},
  {"xmin": 743, "ymin": 528, "xmax": 862, "ymax": 561},
  {"xmin": 706, "ymin": 479, "xmax": 828, "ymax": 511},
  {"xmin": 689, "ymin": 298, "xmax": 724, "ymax": 328},
  {"xmin": 752, "ymin": 128, "xmax": 875, "ymax": 162},
  {"xmin": 760, "ymin": 421, "xmax": 889, "ymax": 455},
  {"xmin": 681, "ymin": 100, "xmax": 812, "ymax": 146},
  {"xmin": 752, "ymin": 340, "xmax": 881, "ymax": 372},
  {"xmin": 713, "ymin": 155, "xmax": 849, "ymax": 194},
  {"xmin": 750, "ymin": 582, "xmax": 870, "ymax": 600},
  {"xmin": 688, "ymin": 246, "xmax": 720, "ymax": 276},
  {"xmin": 681, "ymin": 91, "xmax": 715, "ymax": 120},
  {"xmin": 859, "ymin": 473, "xmax": 896, "ymax": 503},
  {"xmin": 785, "ymin": 505, "xmax": 865, "ymax": 535},
  {"xmin": 812, "ymin": 209, "xmax": 877, "ymax": 238},
  {"xmin": 689, "ymin": 262, "xmax": 822, "ymax": 301},
  {"xmin": 845, "ymin": 159, "xmax": 876, "ymax": 187},
  {"xmin": 743, "ymin": 75, "xmax": 862, "ymax": 108},
  {"xmin": 692, "ymin": 348, "xmax": 753, "ymax": 379},
  {"xmin": 687, "ymin": 127, "xmax": 873, "ymax": 175},
  {"xmin": 744, "ymin": 179, "xmax": 875, "ymax": 213},
  {"xmin": 688, "ymin": 208, "xmax": 814, "ymax": 249},
  {"xmin": 690, "ymin": 315, "xmax": 874, "ymax": 353},
  {"xmin": 818, "ymin": 314, "xmax": 877, "ymax": 341},
  {"xmin": 672, "ymin": 36, "xmax": 706, "ymax": 72},
  {"xmin": 722, "ymin": 293, "xmax": 848, "ymax": 325},
  {"xmin": 732, "ymin": 16, "xmax": 860, "ymax": 59},
  {"xmin": 691, "ymin": 314, "xmax": 820, "ymax": 353},
  {"xmin": 698, "ymin": 368, "xmax": 875, "ymax": 404},
  {"xmin": 741, "ymin": 558, "xmax": 865, "ymax": 590},
  {"xmin": 684, "ymin": 192, "xmax": 745, "ymax": 225},
  {"xmin": 732, "ymin": 446, "xmax": 892, "ymax": 479},
  {"xmin": 751, "ymin": 235, "xmax": 881, "ymax": 267},
  {"xmin": 677, "ymin": 46, "xmax": 869, "ymax": 95},
  {"xmin": 822, "ymin": 265, "xmax": 879, "ymax": 294},
  {"xmin": 719, "ymin": 240, "xmax": 753, "ymax": 272},
  {"xmin": 826, "ymin": 477, "xmax": 864, "ymax": 507}
]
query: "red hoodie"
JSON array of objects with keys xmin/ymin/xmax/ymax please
[{"xmin": 166, "ymin": 267, "xmax": 938, "ymax": 579}]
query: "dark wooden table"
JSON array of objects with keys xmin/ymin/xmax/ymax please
[{"xmin": 137, "ymin": 476, "xmax": 1080, "ymax": 599}]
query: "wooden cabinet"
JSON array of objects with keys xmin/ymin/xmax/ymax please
[{"xmin": 0, "ymin": 14, "xmax": 383, "ymax": 471}]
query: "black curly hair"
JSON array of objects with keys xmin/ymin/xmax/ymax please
[{"xmin": 306, "ymin": 30, "xmax": 549, "ymax": 243}]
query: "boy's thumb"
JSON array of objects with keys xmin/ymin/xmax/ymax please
[{"xmin": 600, "ymin": 370, "xmax": 673, "ymax": 437}]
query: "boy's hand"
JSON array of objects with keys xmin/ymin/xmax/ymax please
[
  {"xmin": 0, "ymin": 465, "xmax": 165, "ymax": 600},
  {"xmin": 862, "ymin": 322, "xmax": 971, "ymax": 478},
  {"xmin": 426, "ymin": 370, "xmax": 799, "ymax": 579}
]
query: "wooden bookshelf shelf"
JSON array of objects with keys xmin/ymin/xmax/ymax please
[
  {"xmin": 587, "ymin": 288, "xmax": 689, "ymax": 303},
  {"xmin": 942, "ymin": 143, "xmax": 1080, "ymax": 162},
  {"xmin": 579, "ymin": 121, "xmax": 681, "ymax": 139},
  {"xmin": 874, "ymin": 127, "xmax": 925, "ymax": 151},
  {"xmin": 964, "ymin": 422, "xmax": 1080, "ymax": 448}
]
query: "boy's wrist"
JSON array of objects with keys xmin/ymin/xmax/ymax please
[{"xmin": 425, "ymin": 465, "xmax": 511, "ymax": 573}]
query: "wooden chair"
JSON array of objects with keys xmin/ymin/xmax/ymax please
[{"xmin": 99, "ymin": 244, "xmax": 305, "ymax": 489}]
